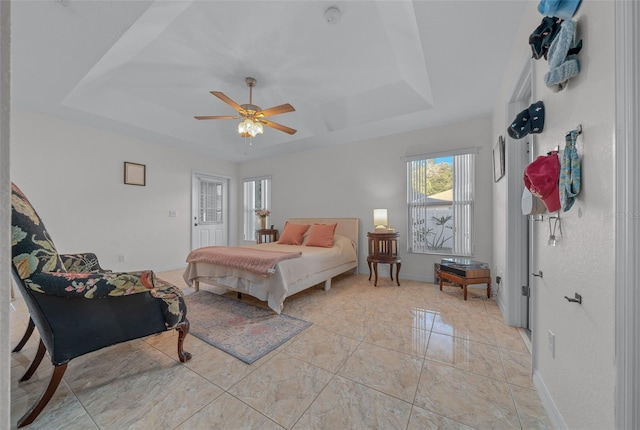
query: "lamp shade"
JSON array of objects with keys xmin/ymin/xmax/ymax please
[
  {"xmin": 238, "ymin": 118, "xmax": 264, "ymax": 137},
  {"xmin": 373, "ymin": 209, "xmax": 388, "ymax": 229}
]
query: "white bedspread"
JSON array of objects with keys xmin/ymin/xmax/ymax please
[{"xmin": 183, "ymin": 235, "xmax": 357, "ymax": 313}]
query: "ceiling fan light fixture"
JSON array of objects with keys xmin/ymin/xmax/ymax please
[
  {"xmin": 197, "ymin": 77, "xmax": 296, "ymax": 138},
  {"xmin": 238, "ymin": 118, "xmax": 263, "ymax": 138}
]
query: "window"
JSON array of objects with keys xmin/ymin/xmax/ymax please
[
  {"xmin": 407, "ymin": 149, "xmax": 476, "ymax": 256},
  {"xmin": 243, "ymin": 176, "xmax": 271, "ymax": 241},
  {"xmin": 199, "ymin": 178, "xmax": 223, "ymax": 224}
]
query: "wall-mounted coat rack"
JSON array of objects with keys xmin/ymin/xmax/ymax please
[
  {"xmin": 548, "ymin": 214, "xmax": 562, "ymax": 246},
  {"xmin": 565, "ymin": 292, "xmax": 582, "ymax": 304},
  {"xmin": 571, "ymin": 124, "xmax": 583, "ymax": 136}
]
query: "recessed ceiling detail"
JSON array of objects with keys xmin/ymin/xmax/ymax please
[{"xmin": 11, "ymin": 1, "xmax": 527, "ymax": 162}]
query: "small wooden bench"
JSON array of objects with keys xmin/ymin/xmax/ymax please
[{"xmin": 438, "ymin": 268, "xmax": 491, "ymax": 301}]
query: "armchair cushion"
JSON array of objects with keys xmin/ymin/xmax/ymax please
[
  {"xmin": 60, "ymin": 253, "xmax": 108, "ymax": 273},
  {"xmin": 25, "ymin": 270, "xmax": 186, "ymax": 329}
]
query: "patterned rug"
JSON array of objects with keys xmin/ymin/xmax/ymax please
[{"xmin": 184, "ymin": 291, "xmax": 311, "ymax": 364}]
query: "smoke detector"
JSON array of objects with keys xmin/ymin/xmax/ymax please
[{"xmin": 324, "ymin": 6, "xmax": 342, "ymax": 24}]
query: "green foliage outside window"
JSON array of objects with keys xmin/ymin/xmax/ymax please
[{"xmin": 410, "ymin": 158, "xmax": 453, "ymax": 196}]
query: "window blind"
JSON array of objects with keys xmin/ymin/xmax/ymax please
[
  {"xmin": 243, "ymin": 177, "xmax": 271, "ymax": 241},
  {"xmin": 407, "ymin": 152, "xmax": 475, "ymax": 256}
]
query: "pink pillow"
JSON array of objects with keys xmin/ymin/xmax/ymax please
[
  {"xmin": 278, "ymin": 222, "xmax": 310, "ymax": 245},
  {"xmin": 305, "ymin": 223, "xmax": 337, "ymax": 248}
]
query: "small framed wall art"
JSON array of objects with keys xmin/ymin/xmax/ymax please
[
  {"xmin": 124, "ymin": 162, "xmax": 146, "ymax": 186},
  {"xmin": 493, "ymin": 135, "xmax": 505, "ymax": 182}
]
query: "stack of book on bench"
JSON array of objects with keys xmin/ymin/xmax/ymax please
[{"xmin": 439, "ymin": 258, "xmax": 490, "ymax": 278}]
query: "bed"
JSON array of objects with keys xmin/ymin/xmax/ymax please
[{"xmin": 183, "ymin": 218, "xmax": 359, "ymax": 313}]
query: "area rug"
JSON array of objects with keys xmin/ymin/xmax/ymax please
[{"xmin": 184, "ymin": 291, "xmax": 311, "ymax": 364}]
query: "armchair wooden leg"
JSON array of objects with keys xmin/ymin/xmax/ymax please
[
  {"xmin": 13, "ymin": 317, "xmax": 35, "ymax": 353},
  {"xmin": 17, "ymin": 362, "xmax": 67, "ymax": 428},
  {"xmin": 20, "ymin": 339, "xmax": 46, "ymax": 382},
  {"xmin": 175, "ymin": 319, "xmax": 192, "ymax": 363}
]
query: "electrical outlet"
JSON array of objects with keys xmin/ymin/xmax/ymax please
[
  {"xmin": 169, "ymin": 210, "xmax": 177, "ymax": 217},
  {"xmin": 496, "ymin": 276, "xmax": 502, "ymax": 284},
  {"xmin": 548, "ymin": 330, "xmax": 555, "ymax": 358},
  {"xmin": 118, "ymin": 254, "xmax": 126, "ymax": 263}
]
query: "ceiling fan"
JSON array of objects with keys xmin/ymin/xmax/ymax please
[{"xmin": 195, "ymin": 77, "xmax": 296, "ymax": 137}]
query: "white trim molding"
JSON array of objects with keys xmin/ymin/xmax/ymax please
[
  {"xmin": 503, "ymin": 56, "xmax": 533, "ymax": 328},
  {"xmin": 0, "ymin": 1, "xmax": 10, "ymax": 428},
  {"xmin": 614, "ymin": 1, "xmax": 640, "ymax": 428},
  {"xmin": 533, "ymin": 370, "xmax": 568, "ymax": 430}
]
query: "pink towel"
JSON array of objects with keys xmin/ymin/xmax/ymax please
[{"xmin": 186, "ymin": 247, "xmax": 302, "ymax": 277}]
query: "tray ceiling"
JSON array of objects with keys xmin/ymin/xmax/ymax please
[{"xmin": 11, "ymin": 1, "xmax": 527, "ymax": 162}]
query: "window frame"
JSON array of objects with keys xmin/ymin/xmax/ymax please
[
  {"xmin": 242, "ymin": 175, "xmax": 272, "ymax": 241},
  {"xmin": 198, "ymin": 178, "xmax": 224, "ymax": 225},
  {"xmin": 406, "ymin": 148, "xmax": 477, "ymax": 257}
]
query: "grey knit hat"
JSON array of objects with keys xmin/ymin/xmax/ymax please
[{"xmin": 545, "ymin": 19, "xmax": 583, "ymax": 91}]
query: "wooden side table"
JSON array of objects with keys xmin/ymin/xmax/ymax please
[
  {"xmin": 367, "ymin": 231, "xmax": 401, "ymax": 286},
  {"xmin": 256, "ymin": 229, "xmax": 278, "ymax": 244},
  {"xmin": 437, "ymin": 265, "xmax": 491, "ymax": 301}
]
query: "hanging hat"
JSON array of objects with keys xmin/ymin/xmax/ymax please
[
  {"xmin": 508, "ymin": 101, "xmax": 545, "ymax": 140},
  {"xmin": 538, "ymin": 0, "xmax": 582, "ymax": 20},
  {"xmin": 545, "ymin": 19, "xmax": 583, "ymax": 91},
  {"xmin": 545, "ymin": 59, "xmax": 580, "ymax": 92},
  {"xmin": 524, "ymin": 152, "xmax": 561, "ymax": 213},
  {"xmin": 522, "ymin": 188, "xmax": 547, "ymax": 216},
  {"xmin": 529, "ymin": 16, "xmax": 562, "ymax": 60},
  {"xmin": 560, "ymin": 129, "xmax": 581, "ymax": 211}
]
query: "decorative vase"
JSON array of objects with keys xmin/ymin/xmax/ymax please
[{"xmin": 260, "ymin": 217, "xmax": 266, "ymax": 229}]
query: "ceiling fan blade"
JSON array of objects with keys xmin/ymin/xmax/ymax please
[
  {"xmin": 256, "ymin": 103, "xmax": 295, "ymax": 118},
  {"xmin": 210, "ymin": 91, "xmax": 245, "ymax": 113},
  {"xmin": 194, "ymin": 115, "xmax": 239, "ymax": 120},
  {"xmin": 260, "ymin": 119, "xmax": 297, "ymax": 135}
]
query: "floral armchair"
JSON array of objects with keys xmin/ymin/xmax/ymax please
[{"xmin": 10, "ymin": 183, "xmax": 191, "ymax": 428}]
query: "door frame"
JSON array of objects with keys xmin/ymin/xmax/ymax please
[
  {"xmin": 0, "ymin": 2, "xmax": 10, "ymax": 428},
  {"xmin": 614, "ymin": 0, "xmax": 640, "ymax": 427},
  {"xmin": 191, "ymin": 171, "xmax": 230, "ymax": 249},
  {"xmin": 504, "ymin": 56, "xmax": 535, "ymax": 330}
]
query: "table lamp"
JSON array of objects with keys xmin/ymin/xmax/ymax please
[{"xmin": 373, "ymin": 209, "xmax": 388, "ymax": 232}]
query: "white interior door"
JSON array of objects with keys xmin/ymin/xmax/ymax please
[{"xmin": 191, "ymin": 173, "xmax": 228, "ymax": 249}]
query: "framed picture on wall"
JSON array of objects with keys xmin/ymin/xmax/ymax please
[
  {"xmin": 493, "ymin": 136, "xmax": 505, "ymax": 182},
  {"xmin": 124, "ymin": 162, "xmax": 146, "ymax": 186}
]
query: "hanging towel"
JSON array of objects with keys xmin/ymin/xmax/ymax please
[{"xmin": 560, "ymin": 129, "xmax": 581, "ymax": 211}]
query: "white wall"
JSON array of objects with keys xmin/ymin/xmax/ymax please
[
  {"xmin": 10, "ymin": 109, "xmax": 237, "ymax": 272},
  {"xmin": 492, "ymin": 1, "xmax": 615, "ymax": 428},
  {"xmin": 238, "ymin": 116, "xmax": 494, "ymax": 282},
  {"xmin": 10, "ymin": 110, "xmax": 494, "ymax": 284}
]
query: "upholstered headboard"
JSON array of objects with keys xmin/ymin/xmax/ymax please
[{"xmin": 285, "ymin": 218, "xmax": 359, "ymax": 256}]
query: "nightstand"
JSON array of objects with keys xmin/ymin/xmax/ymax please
[
  {"xmin": 367, "ymin": 231, "xmax": 401, "ymax": 286},
  {"xmin": 256, "ymin": 229, "xmax": 278, "ymax": 244}
]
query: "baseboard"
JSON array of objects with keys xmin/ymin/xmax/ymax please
[
  {"xmin": 153, "ymin": 263, "xmax": 188, "ymax": 273},
  {"xmin": 355, "ymin": 269, "xmax": 436, "ymax": 283},
  {"xmin": 496, "ymin": 290, "xmax": 507, "ymax": 317},
  {"xmin": 533, "ymin": 369, "xmax": 568, "ymax": 430},
  {"xmin": 394, "ymin": 273, "xmax": 435, "ymax": 283}
]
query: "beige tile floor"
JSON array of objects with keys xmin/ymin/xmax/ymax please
[{"xmin": 10, "ymin": 270, "xmax": 552, "ymax": 429}]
